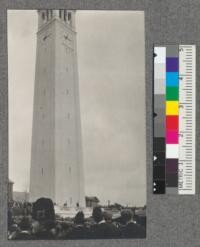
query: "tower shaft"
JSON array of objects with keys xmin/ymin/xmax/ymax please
[{"xmin": 29, "ymin": 10, "xmax": 85, "ymax": 207}]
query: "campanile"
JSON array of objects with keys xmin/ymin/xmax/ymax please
[{"xmin": 29, "ymin": 10, "xmax": 85, "ymax": 207}]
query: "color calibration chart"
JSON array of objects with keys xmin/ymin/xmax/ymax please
[{"xmin": 153, "ymin": 45, "xmax": 196, "ymax": 194}]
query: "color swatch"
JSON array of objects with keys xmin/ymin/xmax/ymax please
[
  {"xmin": 165, "ymin": 45, "xmax": 179, "ymax": 194},
  {"xmin": 153, "ymin": 47, "xmax": 166, "ymax": 194},
  {"xmin": 153, "ymin": 45, "xmax": 196, "ymax": 195}
]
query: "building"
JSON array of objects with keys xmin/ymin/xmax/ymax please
[
  {"xmin": 13, "ymin": 191, "xmax": 29, "ymax": 202},
  {"xmin": 29, "ymin": 10, "xmax": 85, "ymax": 207},
  {"xmin": 86, "ymin": 196, "xmax": 100, "ymax": 208},
  {"xmin": 8, "ymin": 179, "xmax": 14, "ymax": 202}
]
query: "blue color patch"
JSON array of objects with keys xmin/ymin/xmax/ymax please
[{"xmin": 166, "ymin": 72, "xmax": 179, "ymax": 86}]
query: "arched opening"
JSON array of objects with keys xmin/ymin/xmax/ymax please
[
  {"xmin": 64, "ymin": 10, "xmax": 67, "ymax": 21},
  {"xmin": 59, "ymin": 10, "xmax": 62, "ymax": 19},
  {"xmin": 46, "ymin": 10, "xmax": 49, "ymax": 21},
  {"xmin": 50, "ymin": 10, "xmax": 53, "ymax": 19},
  {"xmin": 68, "ymin": 12, "xmax": 72, "ymax": 22},
  {"xmin": 42, "ymin": 12, "xmax": 45, "ymax": 21}
]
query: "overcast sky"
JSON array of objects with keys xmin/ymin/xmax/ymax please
[{"xmin": 8, "ymin": 10, "xmax": 146, "ymax": 206}]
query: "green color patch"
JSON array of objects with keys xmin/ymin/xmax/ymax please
[{"xmin": 166, "ymin": 87, "xmax": 179, "ymax": 100}]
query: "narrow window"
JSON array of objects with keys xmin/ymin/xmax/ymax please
[
  {"xmin": 68, "ymin": 12, "xmax": 71, "ymax": 21},
  {"xmin": 64, "ymin": 10, "xmax": 67, "ymax": 21},
  {"xmin": 50, "ymin": 10, "xmax": 53, "ymax": 19},
  {"xmin": 42, "ymin": 168, "xmax": 43, "ymax": 176},
  {"xmin": 59, "ymin": 10, "xmax": 62, "ymax": 19},
  {"xmin": 67, "ymin": 112, "xmax": 70, "ymax": 119},
  {"xmin": 42, "ymin": 12, "xmax": 45, "ymax": 21},
  {"xmin": 46, "ymin": 10, "xmax": 49, "ymax": 21}
]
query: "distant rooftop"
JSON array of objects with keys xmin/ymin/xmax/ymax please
[{"xmin": 85, "ymin": 196, "xmax": 99, "ymax": 202}]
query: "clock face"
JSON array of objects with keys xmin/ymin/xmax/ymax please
[
  {"xmin": 63, "ymin": 33, "xmax": 74, "ymax": 49},
  {"xmin": 64, "ymin": 34, "xmax": 72, "ymax": 42},
  {"xmin": 42, "ymin": 33, "xmax": 51, "ymax": 42}
]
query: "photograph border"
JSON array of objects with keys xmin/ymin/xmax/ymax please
[
  {"xmin": 0, "ymin": 0, "xmax": 200, "ymax": 246},
  {"xmin": 7, "ymin": 8, "xmax": 146, "ymax": 241}
]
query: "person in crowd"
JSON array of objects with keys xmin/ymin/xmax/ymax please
[
  {"xmin": 7, "ymin": 199, "xmax": 146, "ymax": 240},
  {"xmin": 59, "ymin": 221, "xmax": 74, "ymax": 239},
  {"xmin": 103, "ymin": 211, "xmax": 120, "ymax": 238},
  {"xmin": 89, "ymin": 206, "xmax": 105, "ymax": 238},
  {"xmin": 8, "ymin": 207, "xmax": 13, "ymax": 230},
  {"xmin": 8, "ymin": 224, "xmax": 20, "ymax": 240},
  {"xmin": 53, "ymin": 222, "xmax": 67, "ymax": 239},
  {"xmin": 65, "ymin": 211, "xmax": 88, "ymax": 239},
  {"xmin": 31, "ymin": 198, "xmax": 56, "ymax": 239},
  {"xmin": 90, "ymin": 206, "xmax": 120, "ymax": 239},
  {"xmin": 14, "ymin": 216, "xmax": 33, "ymax": 240},
  {"xmin": 120, "ymin": 209, "xmax": 146, "ymax": 238},
  {"xmin": 74, "ymin": 211, "xmax": 85, "ymax": 224},
  {"xmin": 23, "ymin": 202, "xmax": 32, "ymax": 217},
  {"xmin": 32, "ymin": 198, "xmax": 55, "ymax": 222},
  {"xmin": 31, "ymin": 217, "xmax": 56, "ymax": 239}
]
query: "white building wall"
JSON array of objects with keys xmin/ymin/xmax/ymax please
[
  {"xmin": 54, "ymin": 18, "xmax": 85, "ymax": 207},
  {"xmin": 30, "ymin": 11, "xmax": 85, "ymax": 207},
  {"xmin": 30, "ymin": 20, "xmax": 56, "ymax": 202}
]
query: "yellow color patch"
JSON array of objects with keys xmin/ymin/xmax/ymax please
[{"xmin": 166, "ymin": 101, "xmax": 179, "ymax": 115}]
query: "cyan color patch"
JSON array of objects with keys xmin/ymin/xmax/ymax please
[{"xmin": 166, "ymin": 72, "xmax": 179, "ymax": 86}]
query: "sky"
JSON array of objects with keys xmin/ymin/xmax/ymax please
[{"xmin": 8, "ymin": 10, "xmax": 146, "ymax": 206}]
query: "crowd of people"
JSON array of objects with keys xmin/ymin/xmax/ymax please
[{"xmin": 8, "ymin": 198, "xmax": 146, "ymax": 240}]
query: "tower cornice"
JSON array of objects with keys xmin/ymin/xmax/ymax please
[{"xmin": 37, "ymin": 17, "xmax": 76, "ymax": 36}]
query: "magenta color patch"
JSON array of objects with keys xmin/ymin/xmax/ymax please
[{"xmin": 166, "ymin": 130, "xmax": 178, "ymax": 144}]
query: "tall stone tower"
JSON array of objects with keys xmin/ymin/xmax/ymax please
[{"xmin": 29, "ymin": 10, "xmax": 85, "ymax": 207}]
